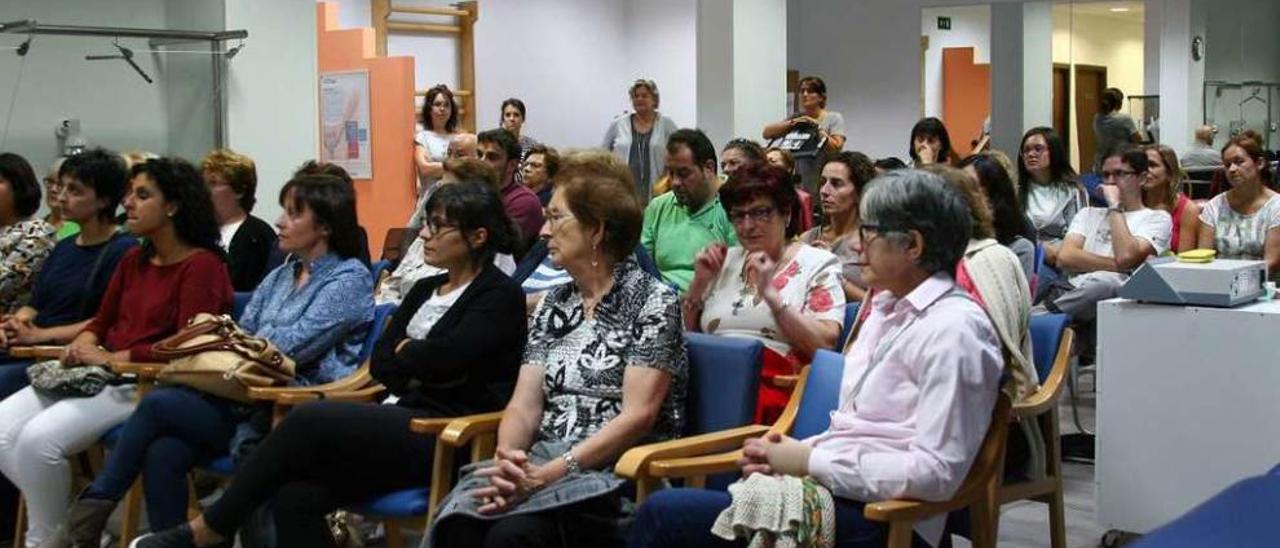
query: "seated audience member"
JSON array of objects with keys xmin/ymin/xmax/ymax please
[
  {"xmin": 479, "ymin": 128, "xmax": 543, "ymax": 250},
  {"xmin": 762, "ymin": 75, "xmax": 846, "ymax": 194},
  {"xmin": 131, "ymin": 181, "xmax": 525, "ymax": 548},
  {"xmin": 0, "ymin": 157, "xmax": 233, "ymax": 547},
  {"xmin": 414, "ymin": 84, "xmax": 460, "ymax": 197},
  {"xmin": 201, "ymin": 149, "xmax": 276, "ymax": 291},
  {"xmin": 379, "ymin": 160, "xmax": 515, "ymax": 305},
  {"xmin": 43, "ymin": 174, "xmax": 374, "ymax": 546},
  {"xmin": 1196, "ymin": 130, "xmax": 1280, "ymax": 273},
  {"xmin": 424, "ymin": 150, "xmax": 686, "ymax": 548},
  {"xmin": 800, "ymin": 151, "xmax": 876, "ymax": 302},
  {"xmin": 1144, "ymin": 145, "xmax": 1200, "ymax": 254},
  {"xmin": 602, "ymin": 79, "xmax": 680, "ymax": 204},
  {"xmin": 909, "ymin": 117, "xmax": 956, "ymax": 167},
  {"xmin": 960, "ymin": 154, "xmax": 1038, "ymax": 280},
  {"xmin": 629, "ymin": 170, "xmax": 1003, "ymax": 548},
  {"xmin": 1181, "ymin": 125, "xmax": 1221, "ymax": 169},
  {"xmin": 686, "ymin": 164, "xmax": 844, "ymax": 424},
  {"xmin": 1039, "ymin": 147, "xmax": 1170, "ymax": 331},
  {"xmin": 403, "ymin": 132, "xmax": 480, "ymax": 254},
  {"xmin": 764, "ymin": 147, "xmax": 794, "ymax": 174},
  {"xmin": 872, "ymin": 156, "xmax": 907, "ymax": 176},
  {"xmin": 521, "ymin": 143, "xmax": 560, "ymax": 206},
  {"xmin": 641, "ymin": 128, "xmax": 738, "ymax": 292},
  {"xmin": 721, "ymin": 139, "xmax": 766, "ymax": 178},
  {"xmin": 41, "ymin": 157, "xmax": 80, "ymax": 240},
  {"xmin": 1019, "ymin": 127, "xmax": 1087, "ymax": 268},
  {"xmin": 291, "ymin": 161, "xmax": 372, "ymax": 265},
  {"xmin": 0, "ymin": 149, "xmax": 136, "ymax": 398},
  {"xmin": 0, "ymin": 153, "xmax": 57, "ymax": 314},
  {"xmin": 926, "ymin": 164, "xmax": 1037, "ymax": 399}
]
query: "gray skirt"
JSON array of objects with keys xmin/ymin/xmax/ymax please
[{"xmin": 421, "ymin": 440, "xmax": 630, "ymax": 547}]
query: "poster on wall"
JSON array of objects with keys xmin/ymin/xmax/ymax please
[{"xmin": 319, "ymin": 70, "xmax": 373, "ymax": 179}]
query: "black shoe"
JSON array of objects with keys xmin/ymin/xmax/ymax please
[{"xmin": 128, "ymin": 524, "xmax": 232, "ymax": 548}]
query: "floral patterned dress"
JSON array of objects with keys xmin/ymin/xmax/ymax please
[
  {"xmin": 0, "ymin": 218, "xmax": 56, "ymax": 313},
  {"xmin": 699, "ymin": 244, "xmax": 845, "ymax": 423}
]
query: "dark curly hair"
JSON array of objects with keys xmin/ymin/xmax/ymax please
[
  {"xmin": 59, "ymin": 148, "xmax": 129, "ymax": 222},
  {"xmin": 130, "ymin": 157, "xmax": 223, "ymax": 260},
  {"xmin": 719, "ymin": 163, "xmax": 802, "ymax": 238},
  {"xmin": 423, "ymin": 180, "xmax": 519, "ymax": 266},
  {"xmin": 421, "ymin": 85, "xmax": 459, "ymax": 133},
  {"xmin": 0, "ymin": 152, "xmax": 42, "ymax": 219}
]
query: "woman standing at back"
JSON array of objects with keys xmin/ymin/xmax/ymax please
[{"xmin": 602, "ymin": 79, "xmax": 679, "ymax": 204}]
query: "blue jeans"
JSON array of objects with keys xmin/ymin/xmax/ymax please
[
  {"xmin": 627, "ymin": 488, "xmax": 930, "ymax": 548},
  {"xmin": 84, "ymin": 386, "xmax": 238, "ymax": 529}
]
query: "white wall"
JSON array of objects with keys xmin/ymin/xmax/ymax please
[
  {"xmin": 787, "ymin": 0, "xmax": 922, "ymax": 161},
  {"xmin": 625, "ymin": 0, "xmax": 697, "ymax": 131},
  {"xmin": 224, "ymin": 0, "xmax": 319, "ymax": 225},
  {"xmin": 732, "ymin": 0, "xmax": 787, "ymax": 147},
  {"xmin": 921, "ymin": 5, "xmax": 991, "ymax": 119},
  {"xmin": 0, "ymin": 0, "xmax": 176, "ymax": 180},
  {"xmin": 164, "ymin": 0, "xmax": 223, "ymax": 164},
  {"xmin": 1052, "ymin": 6, "xmax": 1145, "ymax": 167},
  {"xmin": 1202, "ymin": 0, "xmax": 1280, "ymax": 148}
]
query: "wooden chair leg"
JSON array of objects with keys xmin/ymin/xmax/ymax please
[
  {"xmin": 427, "ymin": 442, "xmax": 455, "ymax": 523},
  {"xmin": 886, "ymin": 521, "xmax": 914, "ymax": 548},
  {"xmin": 383, "ymin": 518, "xmax": 405, "ymax": 548},
  {"xmin": 120, "ymin": 479, "xmax": 144, "ymax": 547},
  {"xmin": 1048, "ymin": 484, "xmax": 1067, "ymax": 548},
  {"xmin": 969, "ymin": 495, "xmax": 997, "ymax": 548},
  {"xmin": 14, "ymin": 495, "xmax": 25, "ymax": 547}
]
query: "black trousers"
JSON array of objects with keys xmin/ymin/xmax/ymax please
[
  {"xmin": 434, "ymin": 492, "xmax": 627, "ymax": 548},
  {"xmin": 203, "ymin": 401, "xmax": 436, "ymax": 547}
]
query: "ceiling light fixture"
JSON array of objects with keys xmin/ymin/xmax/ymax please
[{"xmin": 1110, "ymin": 7, "xmax": 1131, "ymax": 12}]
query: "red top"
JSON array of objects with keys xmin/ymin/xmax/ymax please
[
  {"xmin": 501, "ymin": 180, "xmax": 546, "ymax": 243},
  {"xmin": 84, "ymin": 247, "xmax": 233, "ymax": 362},
  {"xmin": 1170, "ymin": 193, "xmax": 1189, "ymax": 252}
]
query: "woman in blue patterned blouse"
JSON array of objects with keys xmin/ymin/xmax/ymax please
[{"xmin": 42, "ymin": 173, "xmax": 373, "ymax": 546}]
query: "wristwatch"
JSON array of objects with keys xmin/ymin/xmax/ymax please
[{"xmin": 1107, "ymin": 205, "xmax": 1124, "ymax": 214}]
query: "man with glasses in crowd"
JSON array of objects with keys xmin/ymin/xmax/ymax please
[
  {"xmin": 1036, "ymin": 145, "xmax": 1171, "ymax": 359},
  {"xmin": 641, "ymin": 129, "xmax": 738, "ymax": 292}
]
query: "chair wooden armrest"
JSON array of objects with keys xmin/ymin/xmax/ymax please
[
  {"xmin": 9, "ymin": 345, "xmax": 64, "ymax": 359},
  {"xmin": 770, "ymin": 374, "xmax": 799, "ymax": 389},
  {"xmin": 1012, "ymin": 328, "xmax": 1073, "ymax": 418},
  {"xmin": 864, "ymin": 495, "xmax": 977, "ymax": 523},
  {"xmin": 648, "ymin": 449, "xmax": 747, "ymax": 478},
  {"xmin": 438, "ymin": 411, "xmax": 503, "ymax": 447},
  {"xmin": 247, "ymin": 365, "xmax": 372, "ymax": 401},
  {"xmin": 615, "ymin": 425, "xmax": 769, "ymax": 480},
  {"xmin": 107, "ymin": 361, "xmax": 165, "ymax": 380},
  {"xmin": 409, "ymin": 417, "xmax": 455, "ymax": 435}
]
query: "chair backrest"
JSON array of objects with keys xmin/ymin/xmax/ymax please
[
  {"xmin": 370, "ymin": 260, "xmax": 392, "ymax": 284},
  {"xmin": 381, "ymin": 227, "xmax": 411, "ymax": 263},
  {"xmin": 791, "ymin": 348, "xmax": 845, "ymax": 440},
  {"xmin": 232, "ymin": 292, "xmax": 253, "ymax": 322},
  {"xmin": 359, "ymin": 303, "xmax": 397, "ymax": 364},
  {"xmin": 837, "ymin": 302, "xmax": 860, "ymax": 351},
  {"xmin": 1029, "ymin": 314, "xmax": 1069, "ymax": 383},
  {"xmin": 683, "ymin": 332, "xmax": 764, "ymax": 435}
]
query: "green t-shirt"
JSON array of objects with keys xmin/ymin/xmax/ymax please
[
  {"xmin": 641, "ymin": 192, "xmax": 738, "ymax": 292},
  {"xmin": 55, "ymin": 221, "xmax": 80, "ymax": 240}
]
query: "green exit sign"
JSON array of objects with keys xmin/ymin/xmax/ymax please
[{"xmin": 937, "ymin": 16, "xmax": 952, "ymax": 30}]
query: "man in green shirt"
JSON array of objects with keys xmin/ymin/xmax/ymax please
[{"xmin": 641, "ymin": 128, "xmax": 738, "ymax": 292}]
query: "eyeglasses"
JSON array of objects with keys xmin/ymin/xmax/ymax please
[
  {"xmin": 545, "ymin": 209, "xmax": 576, "ymax": 230},
  {"xmin": 424, "ymin": 217, "xmax": 459, "ymax": 237},
  {"xmin": 858, "ymin": 224, "xmax": 883, "ymax": 245},
  {"xmin": 728, "ymin": 206, "xmax": 775, "ymax": 225},
  {"xmin": 1101, "ymin": 169, "xmax": 1139, "ymax": 181}
]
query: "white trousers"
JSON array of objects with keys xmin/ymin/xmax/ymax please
[{"xmin": 0, "ymin": 385, "xmax": 135, "ymax": 547}]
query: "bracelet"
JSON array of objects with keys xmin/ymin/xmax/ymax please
[
  {"xmin": 562, "ymin": 449, "xmax": 582, "ymax": 475},
  {"xmin": 682, "ymin": 294, "xmax": 706, "ymax": 312}
]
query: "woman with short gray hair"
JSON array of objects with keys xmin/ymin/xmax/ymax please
[
  {"xmin": 601, "ymin": 79, "xmax": 679, "ymax": 203},
  {"xmin": 630, "ymin": 168, "xmax": 1004, "ymax": 548}
]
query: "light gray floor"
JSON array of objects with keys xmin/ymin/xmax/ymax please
[{"xmin": 956, "ymin": 369, "xmax": 1108, "ymax": 548}]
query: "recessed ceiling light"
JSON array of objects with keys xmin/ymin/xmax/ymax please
[{"xmin": 1110, "ymin": 7, "xmax": 1131, "ymax": 12}]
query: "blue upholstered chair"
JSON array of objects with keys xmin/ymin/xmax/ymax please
[
  {"xmin": 837, "ymin": 302, "xmax": 861, "ymax": 351},
  {"xmin": 997, "ymin": 313, "xmax": 1074, "ymax": 548},
  {"xmin": 232, "ymin": 291, "xmax": 252, "ymax": 321},
  {"xmin": 1131, "ymin": 464, "xmax": 1280, "ymax": 548}
]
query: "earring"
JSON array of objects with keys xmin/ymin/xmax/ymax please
[{"xmin": 591, "ymin": 244, "xmax": 600, "ymax": 268}]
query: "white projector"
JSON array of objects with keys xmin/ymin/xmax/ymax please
[{"xmin": 1119, "ymin": 257, "xmax": 1267, "ymax": 307}]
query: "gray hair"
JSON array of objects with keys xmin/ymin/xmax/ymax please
[
  {"xmin": 860, "ymin": 169, "xmax": 972, "ymax": 275},
  {"xmin": 629, "ymin": 79, "xmax": 660, "ymax": 108}
]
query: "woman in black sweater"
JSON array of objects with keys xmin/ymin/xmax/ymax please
[{"xmin": 132, "ymin": 181, "xmax": 526, "ymax": 548}]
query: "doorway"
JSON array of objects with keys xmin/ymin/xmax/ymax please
[
  {"xmin": 1074, "ymin": 64, "xmax": 1107, "ymax": 172},
  {"xmin": 1053, "ymin": 64, "xmax": 1070, "ymax": 147}
]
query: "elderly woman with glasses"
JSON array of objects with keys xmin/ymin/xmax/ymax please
[
  {"xmin": 630, "ymin": 170, "xmax": 1004, "ymax": 548},
  {"xmin": 684, "ymin": 164, "xmax": 845, "ymax": 424}
]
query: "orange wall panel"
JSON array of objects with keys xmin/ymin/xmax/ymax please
[
  {"xmin": 941, "ymin": 47, "xmax": 990, "ymax": 158},
  {"xmin": 316, "ymin": 2, "xmax": 416, "ymax": 256}
]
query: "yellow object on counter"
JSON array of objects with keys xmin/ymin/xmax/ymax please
[{"xmin": 1177, "ymin": 249, "xmax": 1217, "ymax": 263}]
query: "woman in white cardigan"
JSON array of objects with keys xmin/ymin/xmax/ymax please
[{"xmin": 601, "ymin": 79, "xmax": 678, "ymax": 204}]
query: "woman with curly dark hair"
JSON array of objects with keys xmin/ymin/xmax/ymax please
[{"xmin": 0, "ymin": 157, "xmax": 233, "ymax": 547}]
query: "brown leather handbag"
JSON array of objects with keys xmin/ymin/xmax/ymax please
[{"xmin": 152, "ymin": 313, "xmax": 296, "ymax": 403}]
